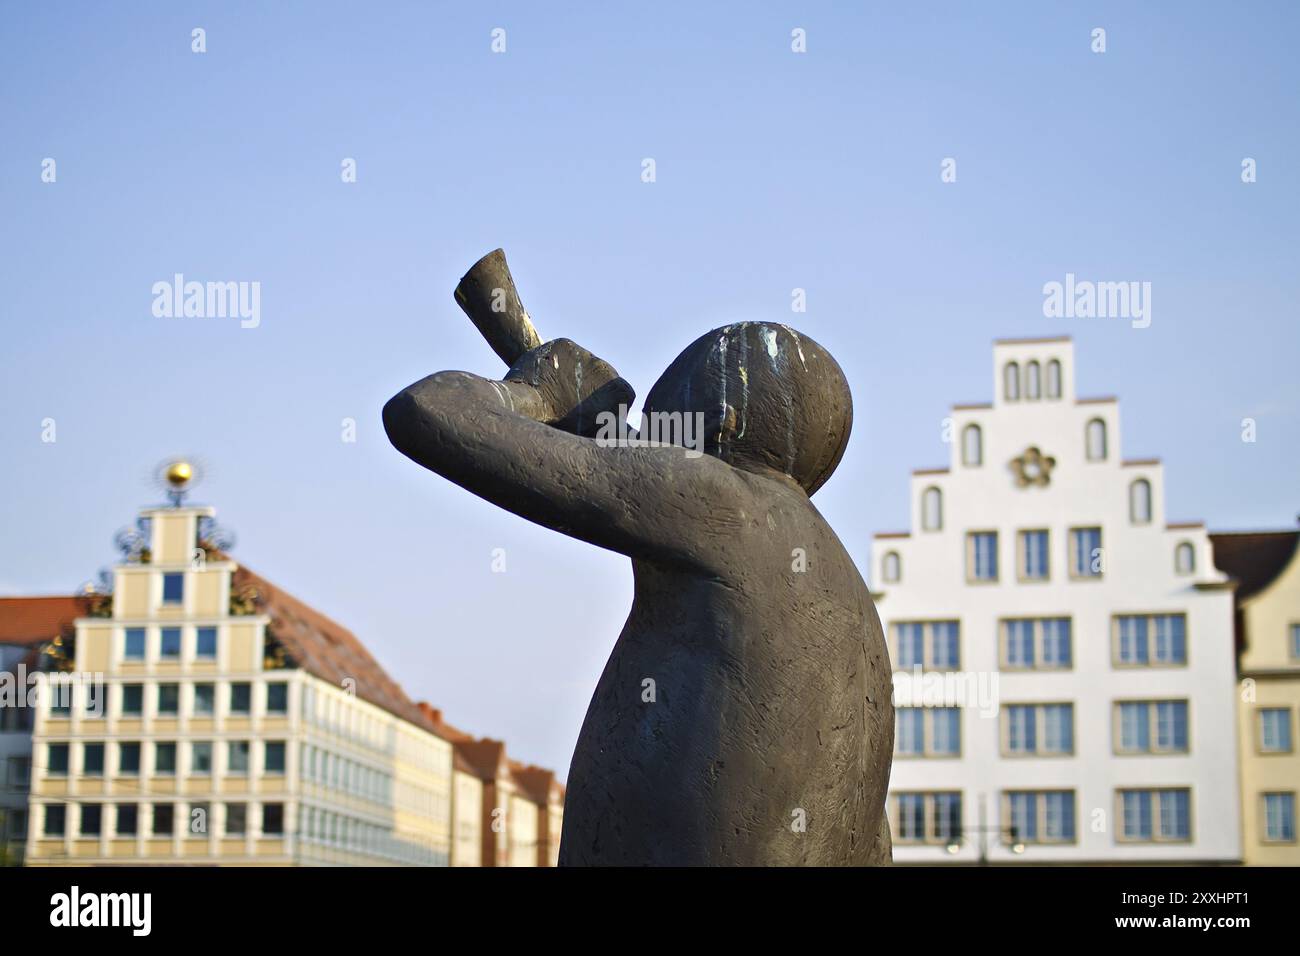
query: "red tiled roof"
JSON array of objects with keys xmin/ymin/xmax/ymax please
[
  {"xmin": 230, "ymin": 563, "xmax": 440, "ymax": 735},
  {"xmin": 455, "ymin": 737, "xmax": 512, "ymax": 784},
  {"xmin": 0, "ymin": 596, "xmax": 86, "ymax": 646},
  {"xmin": 1210, "ymin": 531, "xmax": 1300, "ymax": 603},
  {"xmin": 511, "ymin": 762, "xmax": 565, "ymax": 806}
]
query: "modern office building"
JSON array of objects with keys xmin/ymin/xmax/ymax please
[
  {"xmin": 1212, "ymin": 529, "xmax": 1300, "ymax": 864},
  {"xmin": 18, "ymin": 483, "xmax": 563, "ymax": 866},
  {"xmin": 872, "ymin": 337, "xmax": 1241, "ymax": 863}
]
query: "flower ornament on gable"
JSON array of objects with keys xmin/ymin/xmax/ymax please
[{"xmin": 1010, "ymin": 446, "xmax": 1056, "ymax": 487}]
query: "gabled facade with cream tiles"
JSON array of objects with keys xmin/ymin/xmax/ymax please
[
  {"xmin": 24, "ymin": 503, "xmax": 457, "ymax": 865},
  {"xmin": 873, "ymin": 337, "xmax": 1240, "ymax": 863}
]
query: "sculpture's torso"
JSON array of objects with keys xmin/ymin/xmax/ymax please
[{"xmin": 558, "ymin": 482, "xmax": 894, "ymax": 866}]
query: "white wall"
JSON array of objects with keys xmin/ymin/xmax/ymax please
[{"xmin": 874, "ymin": 339, "xmax": 1241, "ymax": 863}]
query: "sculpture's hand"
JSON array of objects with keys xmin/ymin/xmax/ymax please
[{"xmin": 505, "ymin": 338, "xmax": 635, "ymax": 437}]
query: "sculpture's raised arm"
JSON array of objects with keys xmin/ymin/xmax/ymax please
[{"xmin": 381, "ymin": 253, "xmax": 751, "ymax": 570}]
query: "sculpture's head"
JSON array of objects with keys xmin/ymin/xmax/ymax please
[{"xmin": 642, "ymin": 322, "xmax": 852, "ymax": 496}]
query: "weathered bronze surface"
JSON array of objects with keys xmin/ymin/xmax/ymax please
[{"xmin": 384, "ymin": 250, "xmax": 893, "ymax": 865}]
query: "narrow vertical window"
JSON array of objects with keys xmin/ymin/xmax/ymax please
[
  {"xmin": 1046, "ymin": 360, "xmax": 1062, "ymax": 399},
  {"xmin": 921, "ymin": 487, "xmax": 943, "ymax": 531},
  {"xmin": 882, "ymin": 551, "xmax": 901, "ymax": 583},
  {"xmin": 1129, "ymin": 479, "xmax": 1152, "ymax": 524},
  {"xmin": 1004, "ymin": 362, "xmax": 1020, "ymax": 401},
  {"xmin": 1026, "ymin": 361, "xmax": 1041, "ymax": 400},
  {"xmin": 1086, "ymin": 418, "xmax": 1107, "ymax": 461},
  {"xmin": 1174, "ymin": 542, "xmax": 1195, "ymax": 575},
  {"xmin": 961, "ymin": 424, "xmax": 982, "ymax": 466}
]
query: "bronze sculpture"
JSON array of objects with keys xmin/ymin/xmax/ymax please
[{"xmin": 384, "ymin": 250, "xmax": 893, "ymax": 865}]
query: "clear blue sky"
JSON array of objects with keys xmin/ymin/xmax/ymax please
[{"xmin": 3, "ymin": 2, "xmax": 1297, "ymax": 776}]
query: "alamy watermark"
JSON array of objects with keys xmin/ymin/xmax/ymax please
[
  {"xmin": 151, "ymin": 274, "xmax": 260, "ymax": 329},
  {"xmin": 1042, "ymin": 272, "xmax": 1151, "ymax": 329},
  {"xmin": 593, "ymin": 405, "xmax": 707, "ymax": 459},
  {"xmin": 1, "ymin": 667, "xmax": 106, "ymax": 717},
  {"xmin": 891, "ymin": 666, "xmax": 1000, "ymax": 718}
]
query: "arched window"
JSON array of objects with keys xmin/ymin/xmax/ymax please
[
  {"xmin": 1046, "ymin": 360, "xmax": 1062, "ymax": 399},
  {"xmin": 883, "ymin": 551, "xmax": 901, "ymax": 583},
  {"xmin": 1174, "ymin": 542, "xmax": 1196, "ymax": 575},
  {"xmin": 1004, "ymin": 362, "xmax": 1020, "ymax": 401},
  {"xmin": 1026, "ymin": 361, "xmax": 1041, "ymax": 400},
  {"xmin": 1086, "ymin": 418, "xmax": 1107, "ymax": 461},
  {"xmin": 1129, "ymin": 479, "xmax": 1152, "ymax": 524},
  {"xmin": 961, "ymin": 424, "xmax": 983, "ymax": 467},
  {"xmin": 922, "ymin": 487, "xmax": 943, "ymax": 531}
]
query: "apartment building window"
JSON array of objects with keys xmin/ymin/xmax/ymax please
[
  {"xmin": 155, "ymin": 743, "xmax": 177, "ymax": 775},
  {"xmin": 83, "ymin": 743, "xmax": 105, "ymax": 776},
  {"xmin": 1005, "ymin": 790, "xmax": 1075, "ymax": 843},
  {"xmin": 121, "ymin": 684, "xmax": 144, "ymax": 716},
  {"xmin": 1174, "ymin": 542, "xmax": 1196, "ymax": 575},
  {"xmin": 157, "ymin": 684, "xmax": 180, "ymax": 715},
  {"xmin": 1085, "ymin": 418, "xmax": 1107, "ymax": 461},
  {"xmin": 1000, "ymin": 618, "xmax": 1071, "ymax": 669},
  {"xmin": 160, "ymin": 627, "xmax": 181, "ymax": 659},
  {"xmin": 117, "ymin": 804, "xmax": 139, "ymax": 836},
  {"xmin": 45, "ymin": 743, "xmax": 70, "ymax": 776},
  {"xmin": 1004, "ymin": 362, "xmax": 1020, "ymax": 401},
  {"xmin": 1263, "ymin": 793, "xmax": 1296, "ymax": 843},
  {"xmin": 266, "ymin": 683, "xmax": 289, "ymax": 714},
  {"xmin": 1025, "ymin": 360, "xmax": 1041, "ymax": 400},
  {"xmin": 44, "ymin": 804, "xmax": 66, "ymax": 836},
  {"xmin": 196, "ymin": 626, "xmax": 217, "ymax": 659},
  {"xmin": 6, "ymin": 809, "xmax": 27, "ymax": 841},
  {"xmin": 49, "ymin": 682, "xmax": 72, "ymax": 717},
  {"xmin": 894, "ymin": 792, "xmax": 962, "ymax": 844},
  {"xmin": 153, "ymin": 804, "xmax": 174, "ymax": 836},
  {"xmin": 893, "ymin": 621, "xmax": 960, "ymax": 670},
  {"xmin": 1004, "ymin": 704, "xmax": 1074, "ymax": 756},
  {"xmin": 961, "ymin": 424, "xmax": 982, "ymax": 466},
  {"xmin": 84, "ymin": 681, "xmax": 105, "ymax": 718},
  {"xmin": 1069, "ymin": 527, "xmax": 1102, "ymax": 578},
  {"xmin": 1018, "ymin": 530, "xmax": 1049, "ymax": 581},
  {"xmin": 1129, "ymin": 479, "xmax": 1153, "ymax": 524},
  {"xmin": 1291, "ymin": 623, "xmax": 1300, "ymax": 661},
  {"xmin": 1046, "ymin": 359, "xmax": 1062, "ymax": 398},
  {"xmin": 191, "ymin": 742, "xmax": 213, "ymax": 775},
  {"xmin": 265, "ymin": 741, "xmax": 287, "ymax": 774},
  {"xmin": 895, "ymin": 707, "xmax": 961, "ymax": 757},
  {"xmin": 226, "ymin": 803, "xmax": 247, "ymax": 836},
  {"xmin": 124, "ymin": 627, "xmax": 146, "ymax": 660},
  {"xmin": 229, "ymin": 683, "xmax": 252, "ymax": 714},
  {"xmin": 1114, "ymin": 614, "xmax": 1187, "ymax": 666},
  {"xmin": 228, "ymin": 741, "xmax": 250, "ymax": 775},
  {"xmin": 7, "ymin": 756, "xmax": 30, "ymax": 788},
  {"xmin": 161, "ymin": 572, "xmax": 184, "ymax": 605},
  {"xmin": 966, "ymin": 531, "xmax": 998, "ymax": 582},
  {"xmin": 1258, "ymin": 708, "xmax": 1293, "ymax": 753},
  {"xmin": 1119, "ymin": 789, "xmax": 1191, "ymax": 842},
  {"xmin": 263, "ymin": 803, "xmax": 285, "ymax": 836},
  {"xmin": 0, "ymin": 702, "xmax": 32, "ymax": 733},
  {"xmin": 80, "ymin": 803, "xmax": 102, "ymax": 837},
  {"xmin": 118, "ymin": 742, "xmax": 141, "ymax": 776},
  {"xmin": 921, "ymin": 487, "xmax": 943, "ymax": 531},
  {"xmin": 882, "ymin": 551, "xmax": 901, "ymax": 583},
  {"xmin": 194, "ymin": 683, "xmax": 215, "ymax": 715},
  {"xmin": 1116, "ymin": 701, "xmax": 1190, "ymax": 754},
  {"xmin": 188, "ymin": 803, "xmax": 209, "ymax": 838}
]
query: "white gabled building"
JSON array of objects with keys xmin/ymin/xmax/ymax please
[{"xmin": 873, "ymin": 337, "xmax": 1241, "ymax": 863}]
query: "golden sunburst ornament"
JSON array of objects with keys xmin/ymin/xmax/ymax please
[
  {"xmin": 1010, "ymin": 446, "xmax": 1056, "ymax": 487},
  {"xmin": 151, "ymin": 456, "xmax": 207, "ymax": 506}
]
